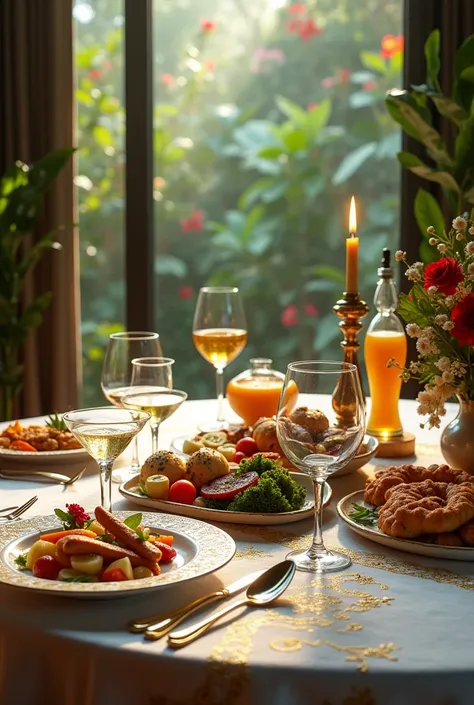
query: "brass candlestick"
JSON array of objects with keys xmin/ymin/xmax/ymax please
[{"xmin": 332, "ymin": 291, "xmax": 369, "ymax": 427}]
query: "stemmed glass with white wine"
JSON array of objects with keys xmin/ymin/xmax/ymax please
[
  {"xmin": 192, "ymin": 287, "xmax": 247, "ymax": 430},
  {"xmin": 63, "ymin": 407, "xmax": 150, "ymax": 512},
  {"xmin": 276, "ymin": 361, "xmax": 365, "ymax": 573},
  {"xmin": 101, "ymin": 331, "xmax": 162, "ymax": 481}
]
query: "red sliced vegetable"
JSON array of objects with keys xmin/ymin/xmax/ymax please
[{"xmin": 200, "ymin": 471, "xmax": 259, "ymax": 500}]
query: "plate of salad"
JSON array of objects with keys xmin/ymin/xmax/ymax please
[{"xmin": 119, "ymin": 453, "xmax": 331, "ymax": 525}]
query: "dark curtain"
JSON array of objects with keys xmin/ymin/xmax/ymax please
[{"xmin": 0, "ymin": 0, "xmax": 80, "ymax": 416}]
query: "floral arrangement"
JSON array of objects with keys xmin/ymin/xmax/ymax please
[{"xmin": 392, "ymin": 214, "xmax": 474, "ymax": 429}]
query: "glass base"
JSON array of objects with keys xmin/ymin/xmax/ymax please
[
  {"xmin": 111, "ymin": 466, "xmax": 140, "ymax": 484},
  {"xmin": 287, "ymin": 547, "xmax": 352, "ymax": 573}
]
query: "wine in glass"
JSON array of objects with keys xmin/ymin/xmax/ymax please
[
  {"xmin": 63, "ymin": 407, "xmax": 150, "ymax": 511},
  {"xmin": 101, "ymin": 331, "xmax": 162, "ymax": 480},
  {"xmin": 122, "ymin": 389, "xmax": 187, "ymax": 454},
  {"xmin": 276, "ymin": 361, "xmax": 365, "ymax": 573},
  {"xmin": 192, "ymin": 287, "xmax": 247, "ymax": 429}
]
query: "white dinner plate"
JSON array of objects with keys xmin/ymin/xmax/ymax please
[
  {"xmin": 0, "ymin": 511, "xmax": 236, "ymax": 598},
  {"xmin": 337, "ymin": 490, "xmax": 474, "ymax": 562},
  {"xmin": 170, "ymin": 434, "xmax": 379, "ymax": 478},
  {"xmin": 119, "ymin": 472, "xmax": 331, "ymax": 525}
]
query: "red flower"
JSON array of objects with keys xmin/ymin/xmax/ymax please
[
  {"xmin": 381, "ymin": 34, "xmax": 404, "ymax": 59},
  {"xmin": 288, "ymin": 3, "xmax": 306, "ymax": 13},
  {"xmin": 281, "ymin": 305, "xmax": 299, "ymax": 328},
  {"xmin": 363, "ymin": 80, "xmax": 376, "ymax": 91},
  {"xmin": 304, "ymin": 303, "xmax": 318, "ymax": 317},
  {"xmin": 307, "ymin": 102, "xmax": 318, "ymax": 111},
  {"xmin": 201, "ymin": 19, "xmax": 216, "ymax": 32},
  {"xmin": 424, "ymin": 257, "xmax": 464, "ymax": 296},
  {"xmin": 88, "ymin": 69, "xmax": 102, "ymax": 81},
  {"xmin": 160, "ymin": 73, "xmax": 175, "ymax": 86},
  {"xmin": 451, "ymin": 294, "xmax": 474, "ymax": 346},
  {"xmin": 298, "ymin": 19, "xmax": 322, "ymax": 40},
  {"xmin": 181, "ymin": 209, "xmax": 204, "ymax": 233},
  {"xmin": 179, "ymin": 286, "xmax": 194, "ymax": 300},
  {"xmin": 338, "ymin": 68, "xmax": 351, "ymax": 85},
  {"xmin": 287, "ymin": 19, "xmax": 302, "ymax": 33},
  {"xmin": 66, "ymin": 504, "xmax": 90, "ymax": 528}
]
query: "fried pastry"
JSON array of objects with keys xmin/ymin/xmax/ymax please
[
  {"xmin": 458, "ymin": 519, "xmax": 474, "ymax": 546},
  {"xmin": 365, "ymin": 463, "xmax": 472, "ymax": 506},
  {"xmin": 289, "ymin": 407, "xmax": 329, "ymax": 436},
  {"xmin": 433, "ymin": 532, "xmax": 465, "ymax": 547},
  {"xmin": 377, "ymin": 480, "xmax": 474, "ymax": 538}
]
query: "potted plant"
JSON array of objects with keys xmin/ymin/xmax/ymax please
[{"xmin": 0, "ymin": 148, "xmax": 75, "ymax": 421}]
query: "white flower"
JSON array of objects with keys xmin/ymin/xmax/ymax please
[
  {"xmin": 395, "ymin": 250, "xmax": 406, "ymax": 262},
  {"xmin": 406, "ymin": 323, "xmax": 421, "ymax": 338},
  {"xmin": 442, "ymin": 370, "xmax": 454, "ymax": 384},
  {"xmin": 416, "ymin": 338, "xmax": 430, "ymax": 355},
  {"xmin": 412, "ymin": 261, "xmax": 424, "ymax": 270},
  {"xmin": 429, "ymin": 237, "xmax": 437, "ymax": 246},
  {"xmin": 442, "ymin": 320, "xmax": 455, "ymax": 331},
  {"xmin": 429, "ymin": 414, "xmax": 441, "ymax": 429},
  {"xmin": 433, "ymin": 375, "xmax": 444, "ymax": 386},
  {"xmin": 445, "ymin": 296, "xmax": 456, "ymax": 309},
  {"xmin": 417, "ymin": 404, "xmax": 430, "ymax": 416},
  {"xmin": 451, "ymin": 360, "xmax": 468, "ymax": 377},
  {"xmin": 456, "ymin": 233, "xmax": 465, "ymax": 241},
  {"xmin": 427, "ymin": 285, "xmax": 438, "ymax": 296},
  {"xmin": 436, "ymin": 357, "xmax": 451, "ymax": 372},
  {"xmin": 453, "ymin": 216, "xmax": 467, "ymax": 231},
  {"xmin": 406, "ymin": 268, "xmax": 420, "ymax": 281},
  {"xmin": 465, "ymin": 241, "xmax": 474, "ymax": 255},
  {"xmin": 469, "ymin": 226, "xmax": 474, "ymax": 236},
  {"xmin": 438, "ymin": 407, "xmax": 446, "ymax": 416},
  {"xmin": 418, "ymin": 389, "xmax": 435, "ymax": 405},
  {"xmin": 437, "ymin": 243, "xmax": 447, "ymax": 253},
  {"xmin": 434, "ymin": 314, "xmax": 448, "ymax": 325},
  {"xmin": 409, "ymin": 361, "xmax": 423, "ymax": 373},
  {"xmin": 427, "ymin": 226, "xmax": 435, "ymax": 234},
  {"xmin": 468, "ymin": 263, "xmax": 474, "ymax": 275}
]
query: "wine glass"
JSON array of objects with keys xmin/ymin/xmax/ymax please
[
  {"xmin": 101, "ymin": 331, "xmax": 162, "ymax": 481},
  {"xmin": 276, "ymin": 361, "xmax": 365, "ymax": 574},
  {"xmin": 63, "ymin": 407, "xmax": 150, "ymax": 511},
  {"xmin": 122, "ymin": 389, "xmax": 187, "ymax": 454},
  {"xmin": 192, "ymin": 286, "xmax": 247, "ymax": 429}
]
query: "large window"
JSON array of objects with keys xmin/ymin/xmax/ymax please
[{"xmin": 75, "ymin": 0, "xmax": 403, "ymax": 404}]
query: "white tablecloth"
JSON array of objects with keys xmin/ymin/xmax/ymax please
[{"xmin": 0, "ymin": 399, "xmax": 472, "ymax": 705}]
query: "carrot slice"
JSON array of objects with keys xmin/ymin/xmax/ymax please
[
  {"xmin": 39, "ymin": 529, "xmax": 96, "ymax": 544},
  {"xmin": 149, "ymin": 534, "xmax": 174, "ymax": 546},
  {"xmin": 9, "ymin": 440, "xmax": 37, "ymax": 452}
]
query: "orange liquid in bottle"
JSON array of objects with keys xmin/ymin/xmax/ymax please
[
  {"xmin": 226, "ymin": 378, "xmax": 284, "ymax": 426},
  {"xmin": 365, "ymin": 330, "xmax": 407, "ymax": 438}
]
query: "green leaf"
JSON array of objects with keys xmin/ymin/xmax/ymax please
[
  {"xmin": 241, "ymin": 205, "xmax": 265, "ymax": 245},
  {"xmin": 93, "ymin": 125, "xmax": 113, "ymax": 148},
  {"xmin": 54, "ymin": 508, "xmax": 71, "ymax": 524},
  {"xmin": 360, "ymin": 51, "xmax": 387, "ymax": 75},
  {"xmin": 62, "ymin": 575, "xmax": 95, "ymax": 583},
  {"xmin": 154, "ymin": 254, "xmax": 187, "ymax": 278},
  {"xmin": 429, "ymin": 94, "xmax": 468, "ymax": 128},
  {"xmin": 454, "ymin": 36, "xmax": 474, "ymax": 110},
  {"xmin": 275, "ymin": 95, "xmax": 307, "ymax": 125},
  {"xmin": 461, "ymin": 67, "xmax": 474, "ymax": 83},
  {"xmin": 20, "ymin": 293, "xmax": 52, "ymax": 331},
  {"xmin": 308, "ymin": 264, "xmax": 345, "ymax": 283},
  {"xmin": 314, "ymin": 312, "xmax": 341, "ymax": 349},
  {"xmin": 397, "ymin": 153, "xmax": 460, "ymax": 192},
  {"xmin": 424, "ymin": 30, "xmax": 441, "ymax": 89},
  {"xmin": 332, "ymin": 142, "xmax": 377, "ymax": 185},
  {"xmin": 14, "ymin": 553, "xmax": 28, "ymax": 569},
  {"xmin": 454, "ymin": 114, "xmax": 474, "ymax": 192},
  {"xmin": 307, "ymin": 99, "xmax": 331, "ymax": 139},
  {"xmin": 257, "ymin": 147, "xmax": 283, "ymax": 160},
  {"xmin": 123, "ymin": 513, "xmax": 142, "ymax": 530},
  {"xmin": 282, "ymin": 129, "xmax": 307, "ymax": 152},
  {"xmin": 414, "ymin": 187, "xmax": 445, "ymax": 239},
  {"xmin": 397, "ymin": 292, "xmax": 429, "ymax": 327}
]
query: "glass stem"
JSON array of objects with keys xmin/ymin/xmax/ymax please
[
  {"xmin": 98, "ymin": 461, "xmax": 113, "ymax": 512},
  {"xmin": 151, "ymin": 423, "xmax": 160, "ymax": 454},
  {"xmin": 308, "ymin": 478, "xmax": 327, "ymax": 559},
  {"xmin": 130, "ymin": 436, "xmax": 140, "ymax": 471},
  {"xmin": 216, "ymin": 368, "xmax": 225, "ymax": 422}
]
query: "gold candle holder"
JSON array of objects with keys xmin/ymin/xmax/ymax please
[{"xmin": 332, "ymin": 291, "xmax": 369, "ymax": 427}]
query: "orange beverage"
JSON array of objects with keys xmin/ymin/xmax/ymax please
[
  {"xmin": 193, "ymin": 328, "xmax": 247, "ymax": 368},
  {"xmin": 365, "ymin": 330, "xmax": 407, "ymax": 438},
  {"xmin": 227, "ymin": 378, "xmax": 283, "ymax": 425}
]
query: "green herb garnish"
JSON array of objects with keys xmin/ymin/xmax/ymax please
[
  {"xmin": 14, "ymin": 553, "xmax": 28, "ymax": 569},
  {"xmin": 348, "ymin": 503, "xmax": 379, "ymax": 527},
  {"xmin": 124, "ymin": 513, "xmax": 142, "ymax": 530},
  {"xmin": 61, "ymin": 574, "xmax": 95, "ymax": 583},
  {"xmin": 135, "ymin": 527, "xmax": 148, "ymax": 541},
  {"xmin": 46, "ymin": 412, "xmax": 68, "ymax": 432},
  {"xmin": 136, "ymin": 480, "xmax": 150, "ymax": 497}
]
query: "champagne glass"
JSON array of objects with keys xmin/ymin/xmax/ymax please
[
  {"xmin": 276, "ymin": 361, "xmax": 365, "ymax": 573},
  {"xmin": 63, "ymin": 407, "xmax": 150, "ymax": 511},
  {"xmin": 192, "ymin": 286, "xmax": 247, "ymax": 429},
  {"xmin": 101, "ymin": 331, "xmax": 162, "ymax": 481},
  {"xmin": 122, "ymin": 389, "xmax": 187, "ymax": 454}
]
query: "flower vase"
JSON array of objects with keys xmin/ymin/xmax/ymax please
[{"xmin": 440, "ymin": 398, "xmax": 474, "ymax": 474}]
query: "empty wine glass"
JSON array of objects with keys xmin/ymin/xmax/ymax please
[
  {"xmin": 101, "ymin": 331, "xmax": 162, "ymax": 481},
  {"xmin": 63, "ymin": 407, "xmax": 150, "ymax": 511},
  {"xmin": 276, "ymin": 361, "xmax": 365, "ymax": 573},
  {"xmin": 192, "ymin": 287, "xmax": 247, "ymax": 430}
]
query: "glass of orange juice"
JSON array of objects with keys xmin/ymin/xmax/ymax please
[{"xmin": 226, "ymin": 358, "xmax": 286, "ymax": 426}]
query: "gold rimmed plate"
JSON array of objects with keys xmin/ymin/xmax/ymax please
[
  {"xmin": 0, "ymin": 511, "xmax": 236, "ymax": 599},
  {"xmin": 337, "ymin": 490, "xmax": 474, "ymax": 562}
]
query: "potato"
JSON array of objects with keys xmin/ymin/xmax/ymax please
[
  {"xmin": 133, "ymin": 566, "xmax": 154, "ymax": 579},
  {"xmin": 104, "ymin": 557, "xmax": 134, "ymax": 580},
  {"xmin": 70, "ymin": 554, "xmax": 104, "ymax": 575},
  {"xmin": 145, "ymin": 474, "xmax": 169, "ymax": 499},
  {"xmin": 26, "ymin": 540, "xmax": 57, "ymax": 570},
  {"xmin": 88, "ymin": 520, "xmax": 106, "ymax": 536},
  {"xmin": 182, "ymin": 439, "xmax": 204, "ymax": 454}
]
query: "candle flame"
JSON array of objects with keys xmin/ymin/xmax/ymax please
[{"xmin": 349, "ymin": 196, "xmax": 357, "ymax": 235}]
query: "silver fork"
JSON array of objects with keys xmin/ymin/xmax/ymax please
[
  {"xmin": 0, "ymin": 467, "xmax": 86, "ymax": 486},
  {"xmin": 0, "ymin": 496, "xmax": 38, "ymax": 522},
  {"xmin": 0, "ymin": 505, "xmax": 18, "ymax": 514}
]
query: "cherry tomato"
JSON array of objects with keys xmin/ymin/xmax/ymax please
[
  {"xmin": 32, "ymin": 555, "xmax": 61, "ymax": 580},
  {"xmin": 101, "ymin": 568, "xmax": 128, "ymax": 582},
  {"xmin": 232, "ymin": 451, "xmax": 247, "ymax": 464},
  {"xmin": 155, "ymin": 541, "xmax": 177, "ymax": 564},
  {"xmin": 235, "ymin": 437, "xmax": 258, "ymax": 457},
  {"xmin": 168, "ymin": 479, "xmax": 197, "ymax": 505}
]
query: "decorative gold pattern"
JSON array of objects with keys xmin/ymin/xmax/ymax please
[
  {"xmin": 0, "ymin": 511, "xmax": 235, "ymax": 596},
  {"xmin": 234, "ymin": 545, "xmax": 269, "ymax": 561},
  {"xmin": 269, "ymin": 637, "xmax": 398, "ymax": 672}
]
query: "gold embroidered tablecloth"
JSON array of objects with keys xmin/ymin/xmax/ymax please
[{"xmin": 0, "ymin": 399, "xmax": 472, "ymax": 705}]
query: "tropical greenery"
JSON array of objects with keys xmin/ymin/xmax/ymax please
[{"xmin": 75, "ymin": 0, "xmax": 403, "ymax": 404}]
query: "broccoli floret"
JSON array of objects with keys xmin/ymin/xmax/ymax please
[
  {"xmin": 236, "ymin": 454, "xmax": 278, "ymax": 477},
  {"xmin": 261, "ymin": 467, "xmax": 306, "ymax": 511},
  {"xmin": 227, "ymin": 476, "xmax": 292, "ymax": 513},
  {"xmin": 203, "ymin": 498, "xmax": 231, "ymax": 510}
]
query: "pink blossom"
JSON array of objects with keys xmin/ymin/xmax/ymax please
[
  {"xmin": 180, "ymin": 210, "xmax": 204, "ymax": 233},
  {"xmin": 178, "ymin": 286, "xmax": 194, "ymax": 300},
  {"xmin": 304, "ymin": 303, "xmax": 318, "ymax": 317},
  {"xmin": 338, "ymin": 68, "xmax": 351, "ymax": 85},
  {"xmin": 204, "ymin": 59, "xmax": 216, "ymax": 72},
  {"xmin": 321, "ymin": 76, "xmax": 336, "ymax": 88},
  {"xmin": 251, "ymin": 48, "xmax": 286, "ymax": 73},
  {"xmin": 88, "ymin": 69, "xmax": 102, "ymax": 81},
  {"xmin": 288, "ymin": 3, "xmax": 306, "ymax": 13},
  {"xmin": 201, "ymin": 19, "xmax": 216, "ymax": 32},
  {"xmin": 298, "ymin": 19, "xmax": 322, "ymax": 41},
  {"xmin": 281, "ymin": 305, "xmax": 299, "ymax": 328},
  {"xmin": 160, "ymin": 73, "xmax": 175, "ymax": 86},
  {"xmin": 363, "ymin": 80, "xmax": 376, "ymax": 91}
]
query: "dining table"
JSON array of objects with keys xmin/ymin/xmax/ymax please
[{"xmin": 0, "ymin": 397, "xmax": 472, "ymax": 705}]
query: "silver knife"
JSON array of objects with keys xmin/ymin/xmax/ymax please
[
  {"xmin": 129, "ymin": 569, "xmax": 265, "ymax": 639},
  {"xmin": 0, "ymin": 470, "xmax": 71, "ymax": 484}
]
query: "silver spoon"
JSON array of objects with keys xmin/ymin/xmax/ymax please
[{"xmin": 167, "ymin": 560, "xmax": 296, "ymax": 648}]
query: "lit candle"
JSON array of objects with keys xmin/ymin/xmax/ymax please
[{"xmin": 345, "ymin": 196, "xmax": 359, "ymax": 294}]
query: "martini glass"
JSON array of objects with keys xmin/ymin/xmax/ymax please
[{"xmin": 63, "ymin": 407, "xmax": 150, "ymax": 511}]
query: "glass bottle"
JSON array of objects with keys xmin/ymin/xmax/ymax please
[
  {"xmin": 226, "ymin": 358, "xmax": 285, "ymax": 425},
  {"xmin": 364, "ymin": 249, "xmax": 407, "ymax": 438}
]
